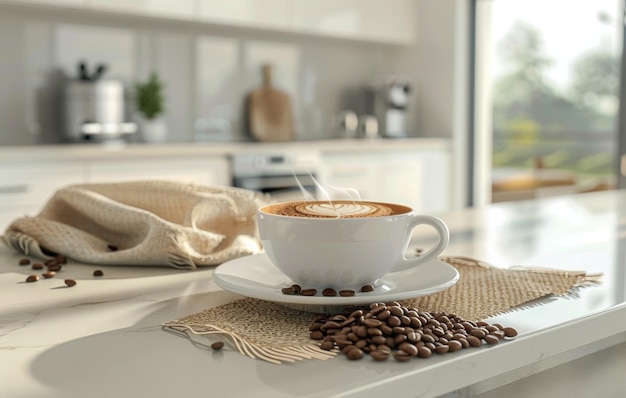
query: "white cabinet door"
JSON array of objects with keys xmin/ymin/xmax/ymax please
[
  {"xmin": 319, "ymin": 149, "xmax": 449, "ymax": 213},
  {"xmin": 0, "ymin": 161, "xmax": 85, "ymax": 230},
  {"xmin": 292, "ymin": 0, "xmax": 362, "ymax": 38},
  {"xmin": 86, "ymin": 156, "xmax": 230, "ymax": 186},
  {"xmin": 196, "ymin": 0, "xmax": 291, "ymax": 29},
  {"xmin": 362, "ymin": 0, "xmax": 416, "ymax": 44},
  {"xmin": 88, "ymin": 0, "xmax": 194, "ymax": 19}
]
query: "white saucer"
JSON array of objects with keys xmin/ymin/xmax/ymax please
[{"xmin": 213, "ymin": 253, "xmax": 459, "ymax": 311}]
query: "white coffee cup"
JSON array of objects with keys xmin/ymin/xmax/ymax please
[{"xmin": 257, "ymin": 200, "xmax": 449, "ymax": 289}]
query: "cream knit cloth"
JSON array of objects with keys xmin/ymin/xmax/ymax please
[{"xmin": 2, "ymin": 181, "xmax": 270, "ymax": 269}]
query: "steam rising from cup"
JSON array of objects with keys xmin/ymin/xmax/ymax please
[{"xmin": 293, "ymin": 170, "xmax": 362, "ymax": 218}]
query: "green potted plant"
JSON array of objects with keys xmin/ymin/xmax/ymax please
[{"xmin": 135, "ymin": 72, "xmax": 167, "ymax": 142}]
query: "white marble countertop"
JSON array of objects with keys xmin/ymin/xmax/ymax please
[
  {"xmin": 0, "ymin": 138, "xmax": 449, "ymax": 162},
  {"xmin": 2, "ymin": 190, "xmax": 626, "ymax": 397}
]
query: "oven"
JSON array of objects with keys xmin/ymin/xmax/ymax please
[{"xmin": 231, "ymin": 151, "xmax": 321, "ymax": 202}]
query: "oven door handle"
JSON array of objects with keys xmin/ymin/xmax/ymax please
[{"xmin": 235, "ymin": 176, "xmax": 313, "ymax": 191}]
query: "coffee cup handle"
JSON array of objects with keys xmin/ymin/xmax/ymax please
[{"xmin": 392, "ymin": 215, "xmax": 450, "ymax": 273}]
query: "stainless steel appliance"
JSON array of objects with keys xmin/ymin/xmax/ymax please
[
  {"xmin": 232, "ymin": 151, "xmax": 321, "ymax": 202},
  {"xmin": 367, "ymin": 77, "xmax": 412, "ymax": 138},
  {"xmin": 63, "ymin": 79, "xmax": 137, "ymax": 142}
]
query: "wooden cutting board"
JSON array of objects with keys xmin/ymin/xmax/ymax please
[{"xmin": 247, "ymin": 64, "xmax": 294, "ymax": 142}]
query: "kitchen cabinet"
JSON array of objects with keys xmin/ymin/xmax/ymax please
[
  {"xmin": 0, "ymin": 161, "xmax": 85, "ymax": 231},
  {"xmin": 291, "ymin": 0, "xmax": 415, "ymax": 44},
  {"xmin": 87, "ymin": 0, "xmax": 194, "ymax": 19},
  {"xmin": 3, "ymin": 0, "xmax": 415, "ymax": 45},
  {"xmin": 318, "ymin": 149, "xmax": 449, "ymax": 213},
  {"xmin": 196, "ymin": 0, "xmax": 291, "ymax": 30},
  {"xmin": 85, "ymin": 156, "xmax": 230, "ymax": 186}
]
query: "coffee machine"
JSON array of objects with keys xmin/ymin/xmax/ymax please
[
  {"xmin": 63, "ymin": 62, "xmax": 137, "ymax": 142},
  {"xmin": 366, "ymin": 77, "xmax": 412, "ymax": 138}
]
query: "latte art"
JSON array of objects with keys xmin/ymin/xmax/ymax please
[
  {"xmin": 262, "ymin": 200, "xmax": 407, "ymax": 218},
  {"xmin": 296, "ymin": 203, "xmax": 385, "ymax": 217}
]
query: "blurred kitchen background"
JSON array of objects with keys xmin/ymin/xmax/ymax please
[{"xmin": 0, "ymin": 0, "xmax": 624, "ymax": 213}]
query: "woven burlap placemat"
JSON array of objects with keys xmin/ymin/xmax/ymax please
[{"xmin": 163, "ymin": 256, "xmax": 601, "ymax": 364}]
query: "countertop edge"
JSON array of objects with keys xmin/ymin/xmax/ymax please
[{"xmin": 0, "ymin": 138, "xmax": 451, "ymax": 162}]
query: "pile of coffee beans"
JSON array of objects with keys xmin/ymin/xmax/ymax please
[
  {"xmin": 309, "ymin": 301, "xmax": 518, "ymax": 362},
  {"xmin": 17, "ymin": 255, "xmax": 105, "ymax": 286},
  {"xmin": 281, "ymin": 284, "xmax": 375, "ymax": 297}
]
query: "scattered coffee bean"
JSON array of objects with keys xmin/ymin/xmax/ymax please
[
  {"xmin": 300, "ymin": 288, "xmax": 317, "ymax": 296},
  {"xmin": 42, "ymin": 271, "xmax": 56, "ymax": 279},
  {"xmin": 322, "ymin": 288, "xmax": 337, "ymax": 297},
  {"xmin": 291, "ymin": 284, "xmax": 302, "ymax": 294},
  {"xmin": 503, "ymin": 327, "xmax": 518, "ymax": 338},
  {"xmin": 281, "ymin": 287, "xmax": 296, "ymax": 295},
  {"xmin": 64, "ymin": 279, "xmax": 77, "ymax": 287},
  {"xmin": 339, "ymin": 289, "xmax": 355, "ymax": 297},
  {"xmin": 25, "ymin": 274, "xmax": 39, "ymax": 283},
  {"xmin": 31, "ymin": 262, "xmax": 44, "ymax": 270},
  {"xmin": 93, "ymin": 270, "xmax": 104, "ymax": 277},
  {"xmin": 44, "ymin": 259, "xmax": 57, "ymax": 266},
  {"xmin": 211, "ymin": 341, "xmax": 224, "ymax": 351},
  {"xmin": 19, "ymin": 258, "xmax": 31, "ymax": 266},
  {"xmin": 360, "ymin": 284, "xmax": 375, "ymax": 292},
  {"xmin": 47, "ymin": 264, "xmax": 62, "ymax": 272},
  {"xmin": 309, "ymin": 305, "xmax": 518, "ymax": 362}
]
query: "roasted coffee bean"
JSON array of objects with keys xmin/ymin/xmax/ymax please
[
  {"xmin": 360, "ymin": 284, "xmax": 375, "ymax": 292},
  {"xmin": 346, "ymin": 347, "xmax": 364, "ymax": 360},
  {"xmin": 398, "ymin": 342, "xmax": 418, "ymax": 357},
  {"xmin": 319, "ymin": 341, "xmax": 335, "ymax": 351},
  {"xmin": 467, "ymin": 335, "xmax": 482, "ymax": 347},
  {"xmin": 339, "ymin": 289, "xmax": 355, "ymax": 297},
  {"xmin": 421, "ymin": 333, "xmax": 435, "ymax": 344},
  {"xmin": 47, "ymin": 264, "xmax": 62, "ymax": 272},
  {"xmin": 290, "ymin": 284, "xmax": 302, "ymax": 294},
  {"xmin": 448, "ymin": 340, "xmax": 463, "ymax": 352},
  {"xmin": 281, "ymin": 287, "xmax": 295, "ymax": 295},
  {"xmin": 42, "ymin": 271, "xmax": 56, "ymax": 279},
  {"xmin": 503, "ymin": 327, "xmax": 518, "ymax": 338},
  {"xmin": 363, "ymin": 318, "xmax": 382, "ymax": 328},
  {"xmin": 371, "ymin": 335, "xmax": 387, "ymax": 345},
  {"xmin": 393, "ymin": 350, "xmax": 412, "ymax": 362},
  {"xmin": 417, "ymin": 346, "xmax": 432, "ymax": 358},
  {"xmin": 44, "ymin": 259, "xmax": 57, "ymax": 266},
  {"xmin": 93, "ymin": 269, "xmax": 104, "ymax": 277},
  {"xmin": 211, "ymin": 341, "xmax": 224, "ymax": 350},
  {"xmin": 389, "ymin": 306, "xmax": 404, "ymax": 317},
  {"xmin": 484, "ymin": 334, "xmax": 500, "ymax": 345},
  {"xmin": 25, "ymin": 274, "xmax": 39, "ymax": 283},
  {"xmin": 55, "ymin": 255, "xmax": 67, "ymax": 264},
  {"xmin": 64, "ymin": 279, "xmax": 77, "ymax": 287},
  {"xmin": 470, "ymin": 329, "xmax": 487, "ymax": 339},
  {"xmin": 300, "ymin": 288, "xmax": 317, "ymax": 296},
  {"xmin": 377, "ymin": 309, "xmax": 391, "ymax": 321},
  {"xmin": 321, "ymin": 321, "xmax": 341, "ymax": 331},
  {"xmin": 308, "ymin": 306, "xmax": 518, "ymax": 362},
  {"xmin": 370, "ymin": 350, "xmax": 390, "ymax": 361},
  {"xmin": 19, "ymin": 258, "xmax": 31, "ymax": 265},
  {"xmin": 322, "ymin": 288, "xmax": 337, "ymax": 297},
  {"xmin": 31, "ymin": 262, "xmax": 44, "ymax": 270}
]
